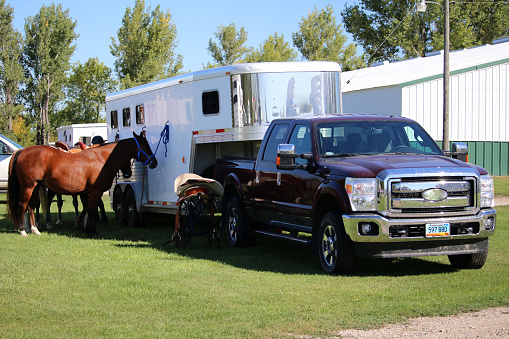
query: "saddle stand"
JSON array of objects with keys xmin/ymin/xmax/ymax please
[{"xmin": 164, "ymin": 174, "xmax": 224, "ymax": 249}]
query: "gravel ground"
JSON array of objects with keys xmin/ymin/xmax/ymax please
[
  {"xmin": 334, "ymin": 306, "xmax": 509, "ymax": 338},
  {"xmin": 332, "ymin": 196, "xmax": 509, "ymax": 338}
]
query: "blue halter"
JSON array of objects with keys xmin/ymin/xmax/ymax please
[{"xmin": 134, "ymin": 136, "xmax": 155, "ymax": 166}]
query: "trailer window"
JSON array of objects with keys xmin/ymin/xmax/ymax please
[
  {"xmin": 202, "ymin": 91, "xmax": 219, "ymax": 115},
  {"xmin": 123, "ymin": 107, "xmax": 131, "ymax": 127},
  {"xmin": 136, "ymin": 104, "xmax": 144, "ymax": 124},
  {"xmin": 110, "ymin": 110, "xmax": 118, "ymax": 129}
]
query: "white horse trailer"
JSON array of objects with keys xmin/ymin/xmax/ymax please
[{"xmin": 105, "ymin": 61, "xmax": 342, "ymax": 226}]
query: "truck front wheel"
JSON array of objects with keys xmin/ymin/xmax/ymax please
[
  {"xmin": 318, "ymin": 212, "xmax": 357, "ymax": 274},
  {"xmin": 448, "ymin": 246, "xmax": 489, "ymax": 269},
  {"xmin": 224, "ymin": 196, "xmax": 254, "ymax": 247}
]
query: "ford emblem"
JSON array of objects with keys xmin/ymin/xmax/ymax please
[{"xmin": 422, "ymin": 188, "xmax": 448, "ymax": 201}]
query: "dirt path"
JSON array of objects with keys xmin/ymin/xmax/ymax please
[{"xmin": 334, "ymin": 306, "xmax": 509, "ymax": 338}]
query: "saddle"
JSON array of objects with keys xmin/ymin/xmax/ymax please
[{"xmin": 170, "ymin": 173, "xmax": 224, "ymax": 247}]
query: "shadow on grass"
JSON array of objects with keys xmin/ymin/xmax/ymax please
[{"xmin": 0, "ymin": 209, "xmax": 456, "ymax": 277}]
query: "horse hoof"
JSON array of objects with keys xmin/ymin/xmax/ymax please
[
  {"xmin": 56, "ymin": 219, "xmax": 63, "ymax": 226},
  {"xmin": 46, "ymin": 223, "xmax": 53, "ymax": 230},
  {"xmin": 31, "ymin": 226, "xmax": 42, "ymax": 235},
  {"xmin": 20, "ymin": 230, "xmax": 28, "ymax": 236}
]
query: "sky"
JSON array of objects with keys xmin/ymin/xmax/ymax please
[{"xmin": 10, "ymin": 0, "xmax": 354, "ymax": 73}]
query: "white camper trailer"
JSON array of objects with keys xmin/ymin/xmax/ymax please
[
  {"xmin": 105, "ymin": 62, "xmax": 342, "ymax": 226},
  {"xmin": 57, "ymin": 123, "xmax": 108, "ymax": 147}
]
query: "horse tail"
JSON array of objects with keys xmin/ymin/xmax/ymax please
[{"xmin": 6, "ymin": 149, "xmax": 23, "ymax": 226}]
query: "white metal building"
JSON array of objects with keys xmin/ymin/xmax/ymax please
[
  {"xmin": 341, "ymin": 38, "xmax": 509, "ymax": 175},
  {"xmin": 56, "ymin": 123, "xmax": 108, "ymax": 147}
]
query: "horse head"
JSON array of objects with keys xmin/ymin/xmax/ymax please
[{"xmin": 133, "ymin": 131, "xmax": 158, "ymax": 169}]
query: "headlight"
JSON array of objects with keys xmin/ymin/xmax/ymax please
[
  {"xmin": 345, "ymin": 177, "xmax": 377, "ymax": 211},
  {"xmin": 480, "ymin": 175, "xmax": 494, "ymax": 208}
]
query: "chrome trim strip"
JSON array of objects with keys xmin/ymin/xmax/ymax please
[
  {"xmin": 392, "ymin": 196, "xmax": 470, "ymax": 208},
  {"xmin": 392, "ymin": 181, "xmax": 470, "ymax": 192}
]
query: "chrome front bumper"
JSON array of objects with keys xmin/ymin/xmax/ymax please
[{"xmin": 342, "ymin": 208, "xmax": 496, "ymax": 243}]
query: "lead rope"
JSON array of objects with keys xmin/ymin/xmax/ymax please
[{"xmin": 138, "ymin": 123, "xmax": 170, "ymax": 226}]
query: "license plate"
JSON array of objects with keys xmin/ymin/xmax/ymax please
[{"xmin": 426, "ymin": 223, "xmax": 450, "ymax": 237}]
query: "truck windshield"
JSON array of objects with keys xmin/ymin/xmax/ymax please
[{"xmin": 317, "ymin": 120, "xmax": 443, "ymax": 157}]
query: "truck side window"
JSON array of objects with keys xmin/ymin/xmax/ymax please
[
  {"xmin": 289, "ymin": 124, "xmax": 311, "ymax": 165},
  {"xmin": 262, "ymin": 124, "xmax": 288, "ymax": 162}
]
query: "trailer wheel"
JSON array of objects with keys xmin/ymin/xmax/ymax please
[
  {"xmin": 113, "ymin": 187, "xmax": 126, "ymax": 225},
  {"xmin": 124, "ymin": 188, "xmax": 140, "ymax": 228},
  {"xmin": 448, "ymin": 246, "xmax": 489, "ymax": 269},
  {"xmin": 223, "ymin": 196, "xmax": 254, "ymax": 247},
  {"xmin": 317, "ymin": 212, "xmax": 357, "ymax": 275}
]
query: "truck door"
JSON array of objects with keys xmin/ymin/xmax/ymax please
[
  {"xmin": 253, "ymin": 123, "xmax": 289, "ymax": 225},
  {"xmin": 276, "ymin": 124, "xmax": 318, "ymax": 228}
]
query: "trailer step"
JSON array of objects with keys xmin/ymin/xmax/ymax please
[{"xmin": 255, "ymin": 230, "xmax": 312, "ymax": 246}]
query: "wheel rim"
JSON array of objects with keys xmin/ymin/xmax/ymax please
[
  {"xmin": 228, "ymin": 207, "xmax": 238, "ymax": 242},
  {"xmin": 321, "ymin": 224, "xmax": 337, "ymax": 267},
  {"xmin": 126, "ymin": 194, "xmax": 135, "ymax": 223}
]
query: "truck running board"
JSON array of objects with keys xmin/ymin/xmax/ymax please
[{"xmin": 255, "ymin": 230, "xmax": 312, "ymax": 246}]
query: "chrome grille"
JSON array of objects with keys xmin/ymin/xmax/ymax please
[{"xmin": 386, "ymin": 176, "xmax": 477, "ymax": 216}]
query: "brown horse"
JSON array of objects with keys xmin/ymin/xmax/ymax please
[{"xmin": 7, "ymin": 131, "xmax": 157, "ymax": 236}]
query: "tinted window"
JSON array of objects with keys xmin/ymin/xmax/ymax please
[
  {"xmin": 202, "ymin": 91, "xmax": 219, "ymax": 115},
  {"xmin": 136, "ymin": 104, "xmax": 144, "ymax": 124},
  {"xmin": 123, "ymin": 108, "xmax": 130, "ymax": 127},
  {"xmin": 262, "ymin": 124, "xmax": 289, "ymax": 162},
  {"xmin": 289, "ymin": 124, "xmax": 312, "ymax": 165},
  {"xmin": 111, "ymin": 110, "xmax": 118, "ymax": 128}
]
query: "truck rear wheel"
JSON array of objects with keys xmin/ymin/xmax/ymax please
[
  {"xmin": 448, "ymin": 246, "xmax": 489, "ymax": 269},
  {"xmin": 318, "ymin": 212, "xmax": 357, "ymax": 274},
  {"xmin": 224, "ymin": 196, "xmax": 254, "ymax": 247},
  {"xmin": 113, "ymin": 187, "xmax": 126, "ymax": 225}
]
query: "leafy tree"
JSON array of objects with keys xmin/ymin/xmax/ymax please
[
  {"xmin": 245, "ymin": 32, "xmax": 297, "ymax": 63},
  {"xmin": 22, "ymin": 4, "xmax": 78, "ymax": 144},
  {"xmin": 292, "ymin": 5, "xmax": 365, "ymax": 71},
  {"xmin": 341, "ymin": 0, "xmax": 509, "ymax": 63},
  {"xmin": 206, "ymin": 23, "xmax": 252, "ymax": 68},
  {"xmin": 110, "ymin": 0, "xmax": 183, "ymax": 89},
  {"xmin": 0, "ymin": 0, "xmax": 24, "ymax": 140},
  {"xmin": 57, "ymin": 58, "xmax": 118, "ymax": 126}
]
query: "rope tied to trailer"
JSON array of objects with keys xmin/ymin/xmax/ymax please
[
  {"xmin": 140, "ymin": 123, "xmax": 170, "ymax": 166},
  {"xmin": 153, "ymin": 123, "xmax": 170, "ymax": 158}
]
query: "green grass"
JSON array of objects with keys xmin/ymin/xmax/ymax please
[
  {"xmin": 494, "ymin": 176, "xmax": 509, "ymax": 196},
  {"xmin": 0, "ymin": 193, "xmax": 508, "ymax": 338}
]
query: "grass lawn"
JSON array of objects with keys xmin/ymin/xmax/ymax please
[{"xmin": 0, "ymin": 191, "xmax": 507, "ymax": 338}]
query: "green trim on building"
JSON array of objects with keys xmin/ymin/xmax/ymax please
[
  {"xmin": 399, "ymin": 57, "xmax": 509, "ymax": 88},
  {"xmin": 436, "ymin": 140, "xmax": 509, "ymax": 176}
]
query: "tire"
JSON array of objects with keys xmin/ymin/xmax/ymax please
[
  {"xmin": 124, "ymin": 188, "xmax": 140, "ymax": 228},
  {"xmin": 223, "ymin": 196, "xmax": 254, "ymax": 247},
  {"xmin": 448, "ymin": 246, "xmax": 489, "ymax": 269},
  {"xmin": 317, "ymin": 211, "xmax": 357, "ymax": 275},
  {"xmin": 113, "ymin": 187, "xmax": 126, "ymax": 225}
]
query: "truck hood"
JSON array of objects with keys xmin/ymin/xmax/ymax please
[{"xmin": 320, "ymin": 154, "xmax": 487, "ymax": 178}]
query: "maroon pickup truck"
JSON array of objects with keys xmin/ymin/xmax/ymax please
[{"xmin": 214, "ymin": 114, "xmax": 497, "ymax": 274}]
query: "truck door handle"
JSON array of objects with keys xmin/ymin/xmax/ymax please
[{"xmin": 277, "ymin": 171, "xmax": 281, "ymax": 186}]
